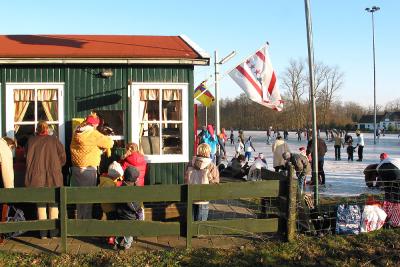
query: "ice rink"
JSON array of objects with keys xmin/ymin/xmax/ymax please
[{"xmin": 222, "ymin": 131, "xmax": 400, "ymax": 196}]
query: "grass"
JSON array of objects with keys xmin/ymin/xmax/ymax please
[{"xmin": 1, "ymin": 229, "xmax": 400, "ymax": 266}]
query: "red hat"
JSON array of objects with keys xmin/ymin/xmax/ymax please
[
  {"xmin": 299, "ymin": 146, "xmax": 306, "ymax": 151},
  {"xmin": 380, "ymin": 153, "xmax": 388, "ymax": 160},
  {"xmin": 86, "ymin": 113, "xmax": 100, "ymax": 126}
]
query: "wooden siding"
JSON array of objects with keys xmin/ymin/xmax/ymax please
[{"xmin": 0, "ymin": 65, "xmax": 194, "ymax": 185}]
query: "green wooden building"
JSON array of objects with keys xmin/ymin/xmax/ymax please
[{"xmin": 0, "ymin": 34, "xmax": 209, "ymax": 185}]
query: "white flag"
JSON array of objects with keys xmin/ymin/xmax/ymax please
[{"xmin": 229, "ymin": 44, "xmax": 283, "ymax": 111}]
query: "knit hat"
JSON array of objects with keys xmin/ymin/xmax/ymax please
[
  {"xmin": 124, "ymin": 166, "xmax": 140, "ymax": 183},
  {"xmin": 86, "ymin": 112, "xmax": 100, "ymax": 126},
  {"xmin": 107, "ymin": 161, "xmax": 124, "ymax": 178},
  {"xmin": 380, "ymin": 153, "xmax": 389, "ymax": 160}
]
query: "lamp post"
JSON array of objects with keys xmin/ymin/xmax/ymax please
[
  {"xmin": 214, "ymin": 50, "xmax": 236, "ymax": 135},
  {"xmin": 365, "ymin": 6, "xmax": 380, "ymax": 145},
  {"xmin": 304, "ymin": 0, "xmax": 319, "ymax": 207}
]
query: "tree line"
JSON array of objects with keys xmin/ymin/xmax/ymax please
[{"xmin": 197, "ymin": 58, "xmax": 399, "ymax": 131}]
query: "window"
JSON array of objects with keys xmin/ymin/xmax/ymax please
[
  {"xmin": 6, "ymin": 83, "xmax": 64, "ymax": 145},
  {"xmin": 96, "ymin": 110, "xmax": 125, "ymax": 148},
  {"xmin": 130, "ymin": 83, "xmax": 188, "ymax": 163}
]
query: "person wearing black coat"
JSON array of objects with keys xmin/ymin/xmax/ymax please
[
  {"xmin": 376, "ymin": 153, "xmax": 400, "ymax": 202},
  {"xmin": 306, "ymin": 137, "xmax": 328, "ymax": 185}
]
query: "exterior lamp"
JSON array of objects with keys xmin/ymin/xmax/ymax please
[
  {"xmin": 365, "ymin": 5, "xmax": 380, "ymax": 145},
  {"xmin": 100, "ymin": 69, "xmax": 113, "ymax": 78}
]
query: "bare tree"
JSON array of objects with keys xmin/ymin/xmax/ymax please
[
  {"xmin": 281, "ymin": 58, "xmax": 307, "ymax": 129},
  {"xmin": 385, "ymin": 98, "xmax": 400, "ymax": 111},
  {"xmin": 317, "ymin": 65, "xmax": 344, "ymax": 126}
]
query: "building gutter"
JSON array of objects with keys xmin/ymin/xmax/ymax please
[{"xmin": 0, "ymin": 58, "xmax": 209, "ymax": 65}]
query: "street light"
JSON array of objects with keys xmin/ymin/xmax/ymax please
[
  {"xmin": 214, "ymin": 50, "xmax": 236, "ymax": 135},
  {"xmin": 365, "ymin": 6, "xmax": 380, "ymax": 145}
]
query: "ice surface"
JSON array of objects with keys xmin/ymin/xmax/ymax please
[{"xmin": 221, "ymin": 131, "xmax": 400, "ymax": 196}]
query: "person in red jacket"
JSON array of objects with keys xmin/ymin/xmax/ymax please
[{"xmin": 120, "ymin": 143, "xmax": 147, "ymax": 186}]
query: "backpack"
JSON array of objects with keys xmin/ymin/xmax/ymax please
[{"xmin": 3, "ymin": 205, "xmax": 26, "ymax": 238}]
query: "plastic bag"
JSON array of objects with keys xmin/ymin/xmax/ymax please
[
  {"xmin": 360, "ymin": 205, "xmax": 387, "ymax": 233},
  {"xmin": 335, "ymin": 204, "xmax": 361, "ymax": 235}
]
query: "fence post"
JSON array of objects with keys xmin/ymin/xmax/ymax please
[
  {"xmin": 287, "ymin": 164, "xmax": 297, "ymax": 242},
  {"xmin": 186, "ymin": 184, "xmax": 193, "ymax": 249},
  {"xmin": 60, "ymin": 186, "xmax": 67, "ymax": 253}
]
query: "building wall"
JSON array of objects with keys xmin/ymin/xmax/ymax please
[{"xmin": 0, "ymin": 64, "xmax": 194, "ymax": 185}]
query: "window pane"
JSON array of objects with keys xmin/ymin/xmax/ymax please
[
  {"xmin": 140, "ymin": 123, "xmax": 160, "ymax": 155},
  {"xmin": 38, "ymin": 89, "xmax": 58, "ymax": 121},
  {"xmin": 14, "ymin": 124, "xmax": 35, "ymax": 147},
  {"xmin": 162, "ymin": 89, "xmax": 182, "ymax": 121},
  {"xmin": 162, "ymin": 123, "xmax": 182, "ymax": 154},
  {"xmin": 14, "ymin": 89, "xmax": 35, "ymax": 123},
  {"xmin": 140, "ymin": 89, "xmax": 159, "ymax": 121}
]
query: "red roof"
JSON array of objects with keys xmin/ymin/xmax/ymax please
[{"xmin": 0, "ymin": 35, "xmax": 206, "ymax": 59}]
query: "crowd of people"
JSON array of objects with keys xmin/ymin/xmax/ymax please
[
  {"xmin": 1, "ymin": 118, "xmax": 399, "ymax": 248},
  {"xmin": 0, "ymin": 112, "xmax": 149, "ymax": 250},
  {"xmin": 196, "ymin": 125, "xmax": 399, "ymax": 195}
]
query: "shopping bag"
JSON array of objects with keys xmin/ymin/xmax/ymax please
[
  {"xmin": 360, "ymin": 205, "xmax": 387, "ymax": 232},
  {"xmin": 335, "ymin": 204, "xmax": 361, "ymax": 235}
]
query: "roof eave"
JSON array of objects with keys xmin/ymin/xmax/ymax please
[
  {"xmin": 0, "ymin": 57, "xmax": 210, "ymax": 65},
  {"xmin": 179, "ymin": 34, "xmax": 210, "ymax": 60}
]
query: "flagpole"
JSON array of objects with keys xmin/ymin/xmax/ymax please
[
  {"xmin": 215, "ymin": 50, "xmax": 220, "ymax": 135},
  {"xmin": 304, "ymin": 0, "xmax": 319, "ymax": 207},
  {"xmin": 205, "ymin": 106, "xmax": 208, "ymax": 126}
]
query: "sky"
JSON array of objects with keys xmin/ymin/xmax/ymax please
[{"xmin": 1, "ymin": 0, "xmax": 399, "ymax": 107}]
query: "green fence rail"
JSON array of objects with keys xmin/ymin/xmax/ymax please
[{"xmin": 0, "ymin": 167, "xmax": 297, "ymax": 253}]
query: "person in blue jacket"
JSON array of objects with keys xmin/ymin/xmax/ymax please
[{"xmin": 201, "ymin": 124, "xmax": 219, "ymax": 162}]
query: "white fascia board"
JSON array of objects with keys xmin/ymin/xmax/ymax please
[
  {"xmin": 0, "ymin": 58, "xmax": 209, "ymax": 65},
  {"xmin": 179, "ymin": 34, "xmax": 210, "ymax": 63}
]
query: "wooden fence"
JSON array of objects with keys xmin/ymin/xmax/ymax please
[{"xmin": 0, "ymin": 167, "xmax": 297, "ymax": 253}]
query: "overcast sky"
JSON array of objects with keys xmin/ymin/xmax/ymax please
[{"xmin": 2, "ymin": 0, "xmax": 399, "ymax": 107}]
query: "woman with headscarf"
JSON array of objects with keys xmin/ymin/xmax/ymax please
[{"xmin": 25, "ymin": 121, "xmax": 66, "ymax": 238}]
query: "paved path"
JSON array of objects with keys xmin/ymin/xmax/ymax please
[{"xmin": 0, "ymin": 235, "xmax": 260, "ymax": 254}]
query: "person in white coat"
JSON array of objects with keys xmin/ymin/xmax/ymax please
[
  {"xmin": 272, "ymin": 135, "xmax": 290, "ymax": 172},
  {"xmin": 355, "ymin": 130, "xmax": 365, "ymax": 162}
]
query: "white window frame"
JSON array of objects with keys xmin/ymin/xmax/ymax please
[
  {"xmin": 5, "ymin": 83, "xmax": 65, "ymax": 144},
  {"xmin": 0, "ymin": 83, "xmax": 2, "ymax": 135},
  {"xmin": 130, "ymin": 82, "xmax": 189, "ymax": 163}
]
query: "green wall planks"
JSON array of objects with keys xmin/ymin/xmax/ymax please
[{"xmin": 0, "ymin": 65, "xmax": 193, "ymax": 185}]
